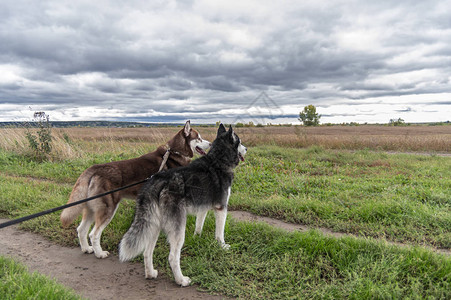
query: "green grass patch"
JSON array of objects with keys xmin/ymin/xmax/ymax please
[
  {"xmin": 178, "ymin": 215, "xmax": 451, "ymax": 299},
  {"xmin": 231, "ymin": 146, "xmax": 451, "ymax": 248},
  {"xmin": 0, "ymin": 145, "xmax": 450, "ymax": 298},
  {"xmin": 0, "ymin": 256, "xmax": 83, "ymax": 300}
]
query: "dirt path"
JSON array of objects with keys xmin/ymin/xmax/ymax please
[
  {"xmin": 0, "ymin": 219, "xmax": 224, "ymax": 300},
  {"xmin": 1, "ymin": 211, "xmax": 449, "ymax": 300}
]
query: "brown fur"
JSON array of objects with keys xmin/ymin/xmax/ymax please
[{"xmin": 60, "ymin": 121, "xmax": 209, "ymax": 258}]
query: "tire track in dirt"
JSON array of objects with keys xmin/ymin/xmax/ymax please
[
  {"xmin": 228, "ymin": 211, "xmax": 450, "ymax": 256},
  {"xmin": 0, "ymin": 219, "xmax": 225, "ymax": 300}
]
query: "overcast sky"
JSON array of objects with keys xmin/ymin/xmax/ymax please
[{"xmin": 1, "ymin": 0, "xmax": 450, "ymax": 124}]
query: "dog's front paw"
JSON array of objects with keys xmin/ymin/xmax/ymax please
[
  {"xmin": 145, "ymin": 269, "xmax": 158, "ymax": 279},
  {"xmin": 221, "ymin": 243, "xmax": 231, "ymax": 250},
  {"xmin": 81, "ymin": 246, "xmax": 94, "ymax": 254},
  {"xmin": 95, "ymin": 250, "xmax": 110, "ymax": 259},
  {"xmin": 177, "ymin": 276, "xmax": 191, "ymax": 287}
]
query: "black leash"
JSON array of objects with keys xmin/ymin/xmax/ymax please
[{"xmin": 0, "ymin": 177, "xmax": 151, "ymax": 229}]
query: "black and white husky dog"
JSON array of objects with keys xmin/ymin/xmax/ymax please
[{"xmin": 119, "ymin": 124, "xmax": 247, "ymax": 286}]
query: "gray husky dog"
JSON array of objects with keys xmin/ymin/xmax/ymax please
[{"xmin": 119, "ymin": 124, "xmax": 246, "ymax": 286}]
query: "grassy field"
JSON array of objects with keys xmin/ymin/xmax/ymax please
[
  {"xmin": 0, "ymin": 125, "xmax": 450, "ymax": 299},
  {"xmin": 232, "ymin": 146, "xmax": 451, "ymax": 248}
]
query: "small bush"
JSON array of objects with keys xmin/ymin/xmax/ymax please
[{"xmin": 25, "ymin": 112, "xmax": 53, "ymax": 160}]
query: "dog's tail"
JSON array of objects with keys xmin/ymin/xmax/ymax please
[
  {"xmin": 119, "ymin": 193, "xmax": 155, "ymax": 262},
  {"xmin": 60, "ymin": 173, "xmax": 91, "ymax": 227}
]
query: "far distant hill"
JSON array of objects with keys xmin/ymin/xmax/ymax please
[
  {"xmin": 0, "ymin": 121, "xmax": 203, "ymax": 128},
  {"xmin": 0, "ymin": 120, "xmax": 448, "ymax": 128}
]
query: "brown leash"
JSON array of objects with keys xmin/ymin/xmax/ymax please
[
  {"xmin": 159, "ymin": 148, "xmax": 171, "ymax": 172},
  {"xmin": 158, "ymin": 144, "xmax": 190, "ymax": 172}
]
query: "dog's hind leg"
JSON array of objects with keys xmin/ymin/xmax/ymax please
[
  {"xmin": 78, "ymin": 208, "xmax": 94, "ymax": 254},
  {"xmin": 89, "ymin": 202, "xmax": 120, "ymax": 259},
  {"xmin": 166, "ymin": 218, "xmax": 191, "ymax": 287},
  {"xmin": 194, "ymin": 209, "xmax": 208, "ymax": 235},
  {"xmin": 143, "ymin": 226, "xmax": 160, "ymax": 279}
]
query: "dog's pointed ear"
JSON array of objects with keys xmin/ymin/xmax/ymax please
[
  {"xmin": 184, "ymin": 120, "xmax": 191, "ymax": 137},
  {"xmin": 217, "ymin": 123, "xmax": 226, "ymax": 136},
  {"xmin": 228, "ymin": 125, "xmax": 237, "ymax": 142}
]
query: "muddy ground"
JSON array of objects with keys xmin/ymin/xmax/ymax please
[{"xmin": 0, "ymin": 218, "xmax": 224, "ymax": 300}]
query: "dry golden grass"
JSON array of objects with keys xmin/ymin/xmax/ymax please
[
  {"xmin": 0, "ymin": 128, "xmax": 84, "ymax": 160},
  {"xmin": 217, "ymin": 125, "xmax": 450, "ymax": 152},
  {"xmin": 0, "ymin": 125, "xmax": 450, "ymax": 160}
]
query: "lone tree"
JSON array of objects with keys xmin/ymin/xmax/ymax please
[{"xmin": 299, "ymin": 105, "xmax": 321, "ymax": 126}]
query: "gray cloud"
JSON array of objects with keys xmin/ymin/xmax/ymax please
[{"xmin": 0, "ymin": 0, "xmax": 450, "ymax": 123}]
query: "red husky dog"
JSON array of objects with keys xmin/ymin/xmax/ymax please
[{"xmin": 60, "ymin": 121, "xmax": 211, "ymax": 258}]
